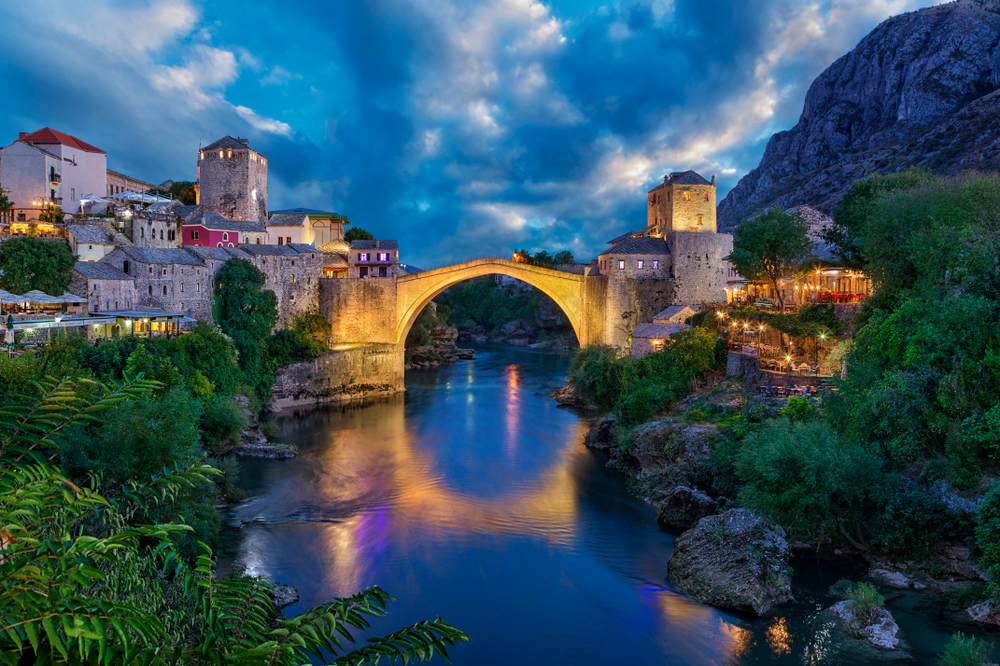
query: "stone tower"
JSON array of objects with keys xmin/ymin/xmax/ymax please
[
  {"xmin": 647, "ymin": 171, "xmax": 716, "ymax": 236},
  {"xmin": 195, "ymin": 136, "xmax": 268, "ymax": 223}
]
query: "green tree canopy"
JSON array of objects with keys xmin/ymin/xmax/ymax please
[
  {"xmin": 554, "ymin": 250, "xmax": 575, "ymax": 265},
  {"xmin": 825, "ymin": 167, "xmax": 932, "ymax": 268},
  {"xmin": 0, "ymin": 189, "xmax": 11, "ymax": 216},
  {"xmin": 0, "ymin": 236, "xmax": 76, "ymax": 295},
  {"xmin": 214, "ymin": 259, "xmax": 278, "ymax": 399},
  {"xmin": 729, "ymin": 208, "xmax": 813, "ymax": 313},
  {"xmin": 345, "ymin": 227, "xmax": 375, "ymax": 242},
  {"xmin": 161, "ymin": 180, "xmax": 197, "ymax": 205}
]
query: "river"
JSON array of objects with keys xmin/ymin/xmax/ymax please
[{"xmin": 220, "ymin": 345, "xmax": 971, "ymax": 665}]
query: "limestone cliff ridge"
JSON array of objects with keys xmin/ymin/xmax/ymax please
[{"xmin": 718, "ymin": 0, "xmax": 1000, "ymax": 230}]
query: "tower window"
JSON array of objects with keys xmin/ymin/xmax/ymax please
[
  {"xmin": 637, "ymin": 260, "xmax": 644, "ymax": 269},
  {"xmin": 618, "ymin": 260, "xmax": 624, "ymax": 270},
  {"xmin": 653, "ymin": 260, "xmax": 659, "ymax": 269},
  {"xmin": 219, "ymin": 151, "xmax": 223, "ymax": 158},
  {"xmin": 223, "ymin": 232, "xmax": 229, "ymax": 241},
  {"xmin": 192, "ymin": 230, "xmax": 200, "ymax": 240},
  {"xmin": 697, "ymin": 215, "xmax": 704, "ymax": 226},
  {"xmin": 683, "ymin": 191, "xmax": 690, "ymax": 201},
  {"xmin": 704, "ymin": 192, "xmax": 710, "ymax": 202}
]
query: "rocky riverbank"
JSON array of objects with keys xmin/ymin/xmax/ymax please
[
  {"xmin": 405, "ymin": 321, "xmax": 475, "ymax": 370},
  {"xmin": 231, "ymin": 396, "xmax": 299, "ymax": 459}
]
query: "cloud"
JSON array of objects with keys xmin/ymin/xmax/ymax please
[{"xmin": 0, "ymin": 0, "xmax": 937, "ymax": 266}]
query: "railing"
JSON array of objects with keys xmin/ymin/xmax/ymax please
[{"xmin": 49, "ymin": 172, "xmax": 62, "ymax": 183}]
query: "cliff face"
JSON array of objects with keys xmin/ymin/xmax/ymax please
[{"xmin": 718, "ymin": 0, "xmax": 1000, "ymax": 230}]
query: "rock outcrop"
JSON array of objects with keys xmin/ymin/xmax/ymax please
[
  {"xmin": 667, "ymin": 509, "xmax": 793, "ymax": 615},
  {"xmin": 719, "ymin": 0, "xmax": 1000, "ymax": 230},
  {"xmin": 657, "ymin": 486, "xmax": 719, "ymax": 529}
]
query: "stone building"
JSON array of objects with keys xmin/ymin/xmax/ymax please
[
  {"xmin": 597, "ymin": 237, "xmax": 670, "ymax": 278},
  {"xmin": 182, "ymin": 209, "xmax": 268, "ymax": 247},
  {"xmin": 347, "ymin": 240, "xmax": 399, "ymax": 278},
  {"xmin": 196, "ymin": 136, "xmax": 268, "ymax": 224},
  {"xmin": 631, "ymin": 322, "xmax": 690, "ymax": 358},
  {"xmin": 101, "ymin": 246, "xmax": 213, "ymax": 319},
  {"xmin": 67, "ymin": 224, "xmax": 132, "ymax": 261},
  {"xmin": 647, "ymin": 171, "xmax": 717, "ymax": 235},
  {"xmin": 106, "ymin": 169, "xmax": 156, "ymax": 197},
  {"xmin": 652, "ymin": 305, "xmax": 696, "ymax": 324},
  {"xmin": 70, "ymin": 261, "xmax": 138, "ymax": 314},
  {"xmin": 240, "ymin": 243, "xmax": 322, "ymax": 325},
  {"xmin": 318, "ymin": 238, "xmax": 350, "ymax": 278},
  {"xmin": 269, "ymin": 208, "xmax": 350, "ymax": 246}
]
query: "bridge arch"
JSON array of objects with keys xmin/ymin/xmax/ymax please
[{"xmin": 395, "ymin": 258, "xmax": 591, "ymax": 347}]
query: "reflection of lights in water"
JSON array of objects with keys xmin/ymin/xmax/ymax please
[
  {"xmin": 719, "ymin": 620, "xmax": 752, "ymax": 660},
  {"xmin": 766, "ymin": 617, "xmax": 791, "ymax": 655},
  {"xmin": 646, "ymin": 588, "xmax": 753, "ymax": 661},
  {"xmin": 801, "ymin": 620, "xmax": 833, "ymax": 665},
  {"xmin": 505, "ymin": 364, "xmax": 520, "ymax": 453}
]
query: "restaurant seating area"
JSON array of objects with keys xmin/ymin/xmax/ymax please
[{"xmin": 754, "ymin": 385, "xmax": 832, "ymax": 397}]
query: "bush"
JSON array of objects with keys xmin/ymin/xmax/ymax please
[
  {"xmin": 615, "ymin": 384, "xmax": 672, "ymax": 429},
  {"xmin": 847, "ymin": 582, "xmax": 885, "ymax": 625},
  {"xmin": 735, "ymin": 419, "xmax": 888, "ymax": 542},
  {"xmin": 976, "ymin": 482, "xmax": 1000, "ymax": 596},
  {"xmin": 782, "ymin": 395, "xmax": 816, "ymax": 421},
  {"xmin": 939, "ymin": 632, "xmax": 993, "ymax": 666},
  {"xmin": 870, "ymin": 478, "xmax": 969, "ymax": 555},
  {"xmin": 208, "ymin": 455, "xmax": 248, "ymax": 503},
  {"xmin": 199, "ymin": 395, "xmax": 249, "ymax": 450}
]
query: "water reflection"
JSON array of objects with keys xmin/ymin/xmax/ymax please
[{"xmin": 219, "ymin": 346, "xmax": 946, "ymax": 666}]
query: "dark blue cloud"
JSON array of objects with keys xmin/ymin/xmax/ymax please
[{"xmin": 0, "ymin": 0, "xmax": 931, "ymax": 265}]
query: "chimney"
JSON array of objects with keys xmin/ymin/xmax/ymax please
[
  {"xmin": 663, "ymin": 175, "xmax": 669, "ymax": 185},
  {"xmin": 19, "ymin": 132, "xmax": 27, "ymax": 140},
  {"xmin": 711, "ymin": 175, "xmax": 716, "ymax": 185},
  {"xmin": 237, "ymin": 137, "xmax": 249, "ymax": 146}
]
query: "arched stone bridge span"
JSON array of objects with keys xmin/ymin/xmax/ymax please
[{"xmin": 396, "ymin": 258, "xmax": 604, "ymax": 347}]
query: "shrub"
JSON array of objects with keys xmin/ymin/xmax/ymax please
[
  {"xmin": 615, "ymin": 383, "xmax": 671, "ymax": 428},
  {"xmin": 976, "ymin": 482, "xmax": 1000, "ymax": 597},
  {"xmin": 939, "ymin": 632, "xmax": 992, "ymax": 666},
  {"xmin": 847, "ymin": 582, "xmax": 885, "ymax": 625},
  {"xmin": 870, "ymin": 478, "xmax": 969, "ymax": 555},
  {"xmin": 570, "ymin": 345, "xmax": 628, "ymax": 412},
  {"xmin": 735, "ymin": 419, "xmax": 888, "ymax": 542},
  {"xmin": 782, "ymin": 395, "xmax": 816, "ymax": 421},
  {"xmin": 199, "ymin": 395, "xmax": 249, "ymax": 450},
  {"xmin": 208, "ymin": 454, "xmax": 248, "ymax": 503}
]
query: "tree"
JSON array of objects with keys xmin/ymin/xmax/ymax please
[
  {"xmin": 162, "ymin": 180, "xmax": 197, "ymax": 205},
  {"xmin": 824, "ymin": 168, "xmax": 932, "ymax": 268},
  {"xmin": 214, "ymin": 259, "xmax": 278, "ymax": 399},
  {"xmin": 554, "ymin": 250, "xmax": 574, "ymax": 265},
  {"xmin": 0, "ymin": 190, "xmax": 11, "ymax": 224},
  {"xmin": 37, "ymin": 204, "xmax": 63, "ymax": 224},
  {"xmin": 345, "ymin": 227, "xmax": 375, "ymax": 242},
  {"xmin": 0, "ymin": 377, "xmax": 469, "ymax": 664},
  {"xmin": 729, "ymin": 208, "xmax": 813, "ymax": 313},
  {"xmin": 0, "ymin": 236, "xmax": 76, "ymax": 295}
]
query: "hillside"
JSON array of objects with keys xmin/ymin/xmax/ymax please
[{"xmin": 718, "ymin": 0, "xmax": 1000, "ymax": 230}]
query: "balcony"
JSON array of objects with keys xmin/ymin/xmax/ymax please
[{"xmin": 48, "ymin": 172, "xmax": 62, "ymax": 184}]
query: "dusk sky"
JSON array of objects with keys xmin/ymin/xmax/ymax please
[{"xmin": 2, "ymin": 0, "xmax": 932, "ymax": 265}]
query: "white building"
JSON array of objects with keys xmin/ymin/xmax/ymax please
[
  {"xmin": 67, "ymin": 224, "xmax": 133, "ymax": 261},
  {"xmin": 0, "ymin": 128, "xmax": 107, "ymax": 217}
]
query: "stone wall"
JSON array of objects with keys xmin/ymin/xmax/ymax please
[
  {"xmin": 270, "ymin": 343, "xmax": 404, "ymax": 409},
  {"xmin": 605, "ymin": 275, "xmax": 677, "ymax": 348},
  {"xmin": 605, "ymin": 251, "xmax": 671, "ymax": 279},
  {"xmin": 102, "ymin": 247, "xmax": 213, "ymax": 319},
  {"xmin": 322, "ymin": 277, "xmax": 398, "ymax": 344},
  {"xmin": 198, "ymin": 149, "xmax": 268, "ymax": 224},
  {"xmin": 670, "ymin": 231, "xmax": 732, "ymax": 305},
  {"xmin": 69, "ymin": 273, "xmax": 137, "ymax": 313},
  {"xmin": 106, "ymin": 169, "xmax": 156, "ymax": 198},
  {"xmin": 261, "ymin": 251, "xmax": 323, "ymax": 326},
  {"xmin": 648, "ymin": 182, "xmax": 717, "ymax": 234}
]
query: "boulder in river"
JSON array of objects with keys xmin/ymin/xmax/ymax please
[
  {"xmin": 667, "ymin": 509, "xmax": 793, "ymax": 616},
  {"xmin": 657, "ymin": 486, "xmax": 718, "ymax": 529},
  {"xmin": 583, "ymin": 415, "xmax": 616, "ymax": 450},
  {"xmin": 968, "ymin": 600, "xmax": 1000, "ymax": 627},
  {"xmin": 270, "ymin": 583, "xmax": 300, "ymax": 608}
]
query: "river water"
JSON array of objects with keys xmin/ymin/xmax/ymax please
[{"xmin": 220, "ymin": 345, "xmax": 973, "ymax": 665}]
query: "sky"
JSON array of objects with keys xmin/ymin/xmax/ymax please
[{"xmin": 0, "ymin": 0, "xmax": 934, "ymax": 265}]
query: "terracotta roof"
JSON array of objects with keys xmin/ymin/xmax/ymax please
[
  {"xmin": 632, "ymin": 322, "xmax": 690, "ymax": 339},
  {"xmin": 203, "ymin": 136, "xmax": 253, "ymax": 152},
  {"xmin": 600, "ymin": 237, "xmax": 669, "ymax": 255},
  {"xmin": 73, "ymin": 261, "xmax": 132, "ymax": 281},
  {"xmin": 20, "ymin": 127, "xmax": 105, "ymax": 154},
  {"xmin": 349, "ymin": 239, "xmax": 399, "ymax": 250}
]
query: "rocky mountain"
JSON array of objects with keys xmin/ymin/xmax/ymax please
[{"xmin": 718, "ymin": 0, "xmax": 1000, "ymax": 230}]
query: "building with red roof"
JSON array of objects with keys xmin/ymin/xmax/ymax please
[{"xmin": 0, "ymin": 127, "xmax": 108, "ymax": 219}]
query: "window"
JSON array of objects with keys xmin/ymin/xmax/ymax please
[
  {"xmin": 196, "ymin": 283, "xmax": 200, "ymax": 292},
  {"xmin": 162, "ymin": 268, "xmax": 167, "ymax": 276},
  {"xmin": 291, "ymin": 260, "xmax": 295, "ymax": 266},
  {"xmin": 228, "ymin": 243, "xmax": 233, "ymax": 247},
  {"xmin": 618, "ymin": 260, "xmax": 624, "ymax": 270},
  {"xmin": 697, "ymin": 214, "xmax": 704, "ymax": 226},
  {"xmin": 88, "ymin": 244, "xmax": 92, "ymax": 250},
  {"xmin": 160, "ymin": 230, "xmax": 164, "ymax": 240},
  {"xmin": 238, "ymin": 152, "xmax": 242, "ymax": 159},
  {"xmin": 256, "ymin": 238, "xmax": 261, "ymax": 244},
  {"xmin": 359, "ymin": 266, "xmax": 369, "ymax": 277},
  {"xmin": 180, "ymin": 283, "xmax": 184, "ymax": 293},
  {"xmin": 244, "ymin": 237, "xmax": 249, "ymax": 244},
  {"xmin": 286, "ymin": 237, "xmax": 291, "ymax": 245},
  {"xmin": 653, "ymin": 260, "xmax": 659, "ymax": 269},
  {"xmin": 307, "ymin": 277, "xmax": 310, "ymax": 284},
  {"xmin": 192, "ymin": 230, "xmax": 200, "ymax": 240},
  {"xmin": 180, "ymin": 302, "xmax": 184, "ymax": 309},
  {"xmin": 196, "ymin": 302, "xmax": 200, "ymax": 309},
  {"xmin": 278, "ymin": 237, "xmax": 283, "ymax": 245},
  {"xmin": 379, "ymin": 266, "xmax": 387, "ymax": 277},
  {"xmin": 124, "ymin": 260, "xmax": 131, "ymax": 275},
  {"xmin": 219, "ymin": 151, "xmax": 223, "ymax": 158},
  {"xmin": 291, "ymin": 274, "xmax": 296, "ymax": 283},
  {"xmin": 217, "ymin": 242, "xmax": 223, "ymax": 247},
  {"xmin": 17, "ymin": 213, "xmax": 25, "ymax": 222},
  {"xmin": 704, "ymin": 192, "xmax": 710, "ymax": 202},
  {"xmin": 378, "ymin": 252, "xmax": 388, "ymax": 262},
  {"xmin": 683, "ymin": 191, "xmax": 690, "ymax": 201},
  {"xmin": 637, "ymin": 260, "xmax": 644, "ymax": 269},
  {"xmin": 149, "ymin": 266, "xmax": 153, "ymax": 274},
  {"xmin": 360, "ymin": 252, "xmax": 369, "ymax": 262},
  {"xmin": 140, "ymin": 228, "xmax": 144, "ymax": 238},
  {"xmin": 148, "ymin": 285, "xmax": 152, "ymax": 295},
  {"xmin": 163, "ymin": 286, "xmax": 167, "ymax": 295},
  {"xmin": 71, "ymin": 188, "xmax": 75, "ymax": 200},
  {"xmin": 223, "ymin": 232, "xmax": 229, "ymax": 241},
  {"xmin": 667, "ymin": 192, "xmax": 671, "ymax": 202}
]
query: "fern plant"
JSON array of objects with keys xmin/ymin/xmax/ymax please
[{"xmin": 0, "ymin": 376, "xmax": 469, "ymax": 665}]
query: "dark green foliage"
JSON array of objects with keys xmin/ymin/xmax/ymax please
[
  {"xmin": 437, "ymin": 275, "xmax": 547, "ymax": 333},
  {"xmin": 976, "ymin": 482, "xmax": 1000, "ymax": 596},
  {"xmin": 0, "ymin": 379, "xmax": 469, "ymax": 664},
  {"xmin": 207, "ymin": 454, "xmax": 248, "ymax": 503},
  {"xmin": 616, "ymin": 384, "xmax": 672, "ymax": 429},
  {"xmin": 199, "ymin": 395, "xmax": 249, "ymax": 450},
  {"xmin": 825, "ymin": 167, "xmax": 933, "ymax": 268},
  {"xmin": 214, "ymin": 259, "xmax": 279, "ymax": 400},
  {"xmin": 734, "ymin": 419, "xmax": 887, "ymax": 542},
  {"xmin": 162, "ymin": 179, "xmax": 197, "ymax": 205},
  {"xmin": 345, "ymin": 227, "xmax": 375, "ymax": 242},
  {"xmin": 730, "ymin": 208, "xmax": 814, "ymax": 313},
  {"xmin": 0, "ymin": 236, "xmax": 76, "ymax": 294},
  {"xmin": 781, "ymin": 396, "xmax": 816, "ymax": 421},
  {"xmin": 938, "ymin": 632, "xmax": 993, "ymax": 666},
  {"xmin": 869, "ymin": 478, "xmax": 968, "ymax": 555},
  {"xmin": 846, "ymin": 582, "xmax": 885, "ymax": 625}
]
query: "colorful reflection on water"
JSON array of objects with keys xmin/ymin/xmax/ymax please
[{"xmin": 219, "ymin": 345, "xmax": 969, "ymax": 665}]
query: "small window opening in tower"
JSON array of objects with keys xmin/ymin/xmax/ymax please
[
  {"xmin": 219, "ymin": 151, "xmax": 223, "ymax": 158},
  {"xmin": 683, "ymin": 191, "xmax": 690, "ymax": 201},
  {"xmin": 704, "ymin": 192, "xmax": 710, "ymax": 201},
  {"xmin": 697, "ymin": 214, "xmax": 704, "ymax": 226}
]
